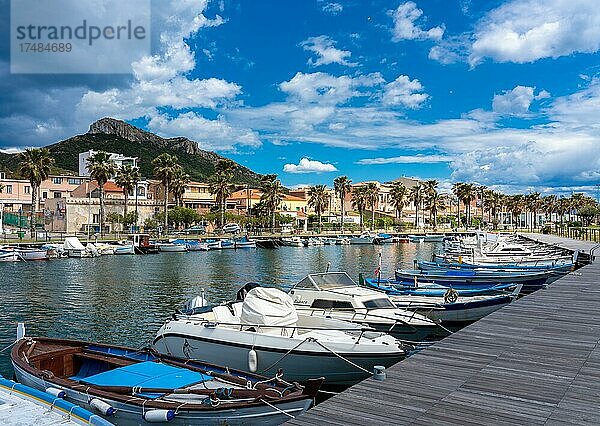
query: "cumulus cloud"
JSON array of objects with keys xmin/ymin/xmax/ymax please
[
  {"xmin": 382, "ymin": 75, "xmax": 429, "ymax": 108},
  {"xmin": 470, "ymin": 0, "xmax": 600, "ymax": 65},
  {"xmin": 301, "ymin": 36, "xmax": 356, "ymax": 67},
  {"xmin": 357, "ymin": 154, "xmax": 453, "ymax": 165},
  {"xmin": 321, "ymin": 2, "xmax": 343, "ymax": 15},
  {"xmin": 491, "ymin": 85, "xmax": 550, "ymax": 115},
  {"xmin": 390, "ymin": 1, "xmax": 445, "ymax": 42},
  {"xmin": 283, "ymin": 158, "xmax": 338, "ymax": 173}
]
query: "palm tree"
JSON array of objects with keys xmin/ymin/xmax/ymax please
[
  {"xmin": 365, "ymin": 182, "xmax": 379, "ymax": 229},
  {"xmin": 425, "ymin": 191, "xmax": 445, "ymax": 228},
  {"xmin": 87, "ymin": 151, "xmax": 116, "ymax": 237},
  {"xmin": 152, "ymin": 153, "xmax": 179, "ymax": 235},
  {"xmin": 484, "ymin": 190, "xmax": 504, "ymax": 229},
  {"xmin": 114, "ymin": 165, "xmax": 140, "ymax": 223},
  {"xmin": 171, "ymin": 166, "xmax": 190, "ymax": 207},
  {"xmin": 525, "ymin": 192, "xmax": 541, "ymax": 230},
  {"xmin": 506, "ymin": 194, "xmax": 524, "ymax": 229},
  {"xmin": 209, "ymin": 159, "xmax": 236, "ymax": 227},
  {"xmin": 542, "ymin": 195, "xmax": 557, "ymax": 224},
  {"xmin": 308, "ymin": 185, "xmax": 330, "ymax": 230},
  {"xmin": 19, "ymin": 148, "xmax": 54, "ymax": 238},
  {"xmin": 351, "ymin": 185, "xmax": 368, "ymax": 230},
  {"xmin": 423, "ymin": 180, "xmax": 438, "ymax": 225},
  {"xmin": 460, "ymin": 183, "xmax": 477, "ymax": 228},
  {"xmin": 260, "ymin": 174, "xmax": 285, "ymax": 230},
  {"xmin": 389, "ymin": 181, "xmax": 407, "ymax": 220},
  {"xmin": 333, "ymin": 176, "xmax": 352, "ymax": 233},
  {"xmin": 409, "ymin": 183, "xmax": 425, "ymax": 228}
]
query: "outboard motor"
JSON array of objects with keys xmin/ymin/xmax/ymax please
[
  {"xmin": 181, "ymin": 295, "xmax": 208, "ymax": 315},
  {"xmin": 236, "ymin": 282, "xmax": 260, "ymax": 301}
]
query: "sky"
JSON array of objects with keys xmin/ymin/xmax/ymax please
[{"xmin": 1, "ymin": 0, "xmax": 600, "ymax": 197}]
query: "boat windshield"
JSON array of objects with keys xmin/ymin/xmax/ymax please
[
  {"xmin": 363, "ymin": 298, "xmax": 396, "ymax": 309},
  {"xmin": 294, "ymin": 272, "xmax": 357, "ymax": 290}
]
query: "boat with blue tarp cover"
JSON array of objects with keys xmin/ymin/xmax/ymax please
[
  {"xmin": 0, "ymin": 374, "xmax": 113, "ymax": 425},
  {"xmin": 363, "ymin": 277, "xmax": 518, "ymax": 296},
  {"xmin": 417, "ymin": 259, "xmax": 573, "ymax": 274},
  {"xmin": 12, "ymin": 336, "xmax": 322, "ymax": 425}
]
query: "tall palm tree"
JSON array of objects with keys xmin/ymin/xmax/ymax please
[
  {"xmin": 389, "ymin": 181, "xmax": 407, "ymax": 220},
  {"xmin": 452, "ymin": 182, "xmax": 464, "ymax": 227},
  {"xmin": 209, "ymin": 159, "xmax": 236, "ymax": 227},
  {"xmin": 351, "ymin": 185, "xmax": 368, "ymax": 230},
  {"xmin": 260, "ymin": 174, "xmax": 285, "ymax": 230},
  {"xmin": 484, "ymin": 190, "xmax": 503, "ymax": 229},
  {"xmin": 87, "ymin": 151, "xmax": 116, "ymax": 237},
  {"xmin": 542, "ymin": 195, "xmax": 557, "ymax": 224},
  {"xmin": 425, "ymin": 191, "xmax": 445, "ymax": 228},
  {"xmin": 333, "ymin": 176, "xmax": 352, "ymax": 233},
  {"xmin": 460, "ymin": 183, "xmax": 477, "ymax": 228},
  {"xmin": 506, "ymin": 194, "xmax": 524, "ymax": 229},
  {"xmin": 171, "ymin": 166, "xmax": 190, "ymax": 207},
  {"xmin": 365, "ymin": 182, "xmax": 379, "ymax": 228},
  {"xmin": 114, "ymin": 165, "xmax": 140, "ymax": 222},
  {"xmin": 152, "ymin": 153, "xmax": 179, "ymax": 235},
  {"xmin": 19, "ymin": 148, "xmax": 55, "ymax": 237},
  {"xmin": 423, "ymin": 180, "xmax": 438, "ymax": 224},
  {"xmin": 525, "ymin": 192, "xmax": 541, "ymax": 230},
  {"xmin": 308, "ymin": 185, "xmax": 330, "ymax": 230},
  {"xmin": 409, "ymin": 183, "xmax": 425, "ymax": 228}
]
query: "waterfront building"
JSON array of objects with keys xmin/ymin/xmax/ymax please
[{"xmin": 78, "ymin": 150, "xmax": 138, "ymax": 177}]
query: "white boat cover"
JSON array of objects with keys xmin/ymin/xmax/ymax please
[
  {"xmin": 63, "ymin": 237, "xmax": 85, "ymax": 251},
  {"xmin": 240, "ymin": 288, "xmax": 298, "ymax": 327}
]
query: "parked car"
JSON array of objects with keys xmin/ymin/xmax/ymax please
[
  {"xmin": 222, "ymin": 223, "xmax": 241, "ymax": 234},
  {"xmin": 183, "ymin": 225, "xmax": 206, "ymax": 235}
]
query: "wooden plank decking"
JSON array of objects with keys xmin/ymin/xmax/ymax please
[{"xmin": 290, "ymin": 238, "xmax": 600, "ymax": 425}]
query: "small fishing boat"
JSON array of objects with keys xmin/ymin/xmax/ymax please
[
  {"xmin": 417, "ymin": 259, "xmax": 574, "ymax": 273},
  {"xmin": 0, "ymin": 250, "xmax": 22, "ymax": 262},
  {"xmin": 13, "ymin": 247, "xmax": 49, "ymax": 261},
  {"xmin": 363, "ymin": 278, "xmax": 522, "ymax": 324},
  {"xmin": 157, "ymin": 243, "xmax": 188, "ymax": 252},
  {"xmin": 235, "ymin": 236, "xmax": 257, "ymax": 249},
  {"xmin": 394, "ymin": 268, "xmax": 552, "ymax": 293},
  {"xmin": 255, "ymin": 239, "xmax": 280, "ymax": 249},
  {"xmin": 0, "ymin": 374, "xmax": 113, "ymax": 425},
  {"xmin": 220, "ymin": 239, "xmax": 236, "ymax": 250},
  {"xmin": 63, "ymin": 237, "xmax": 89, "ymax": 258},
  {"xmin": 205, "ymin": 239, "xmax": 222, "ymax": 250},
  {"xmin": 349, "ymin": 233, "xmax": 375, "ymax": 245},
  {"xmin": 289, "ymin": 272, "xmax": 447, "ymax": 341},
  {"xmin": 154, "ymin": 287, "xmax": 406, "ymax": 386},
  {"xmin": 334, "ymin": 237, "xmax": 350, "ymax": 245},
  {"xmin": 280, "ymin": 237, "xmax": 304, "ymax": 247},
  {"xmin": 12, "ymin": 336, "xmax": 322, "ymax": 425},
  {"xmin": 303, "ymin": 237, "xmax": 324, "ymax": 246},
  {"xmin": 373, "ymin": 233, "xmax": 393, "ymax": 244},
  {"xmin": 364, "ymin": 277, "xmax": 518, "ymax": 297},
  {"xmin": 113, "ymin": 243, "xmax": 135, "ymax": 255},
  {"xmin": 409, "ymin": 235, "xmax": 445, "ymax": 243},
  {"xmin": 172, "ymin": 239, "xmax": 210, "ymax": 251},
  {"xmin": 128, "ymin": 234, "xmax": 159, "ymax": 254},
  {"xmin": 391, "ymin": 236, "xmax": 410, "ymax": 243}
]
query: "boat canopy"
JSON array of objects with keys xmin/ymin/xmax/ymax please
[
  {"xmin": 63, "ymin": 237, "xmax": 85, "ymax": 251},
  {"xmin": 240, "ymin": 288, "xmax": 298, "ymax": 327},
  {"xmin": 294, "ymin": 272, "xmax": 357, "ymax": 290}
]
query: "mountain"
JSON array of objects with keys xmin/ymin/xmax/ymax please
[{"xmin": 0, "ymin": 118, "xmax": 262, "ymax": 185}]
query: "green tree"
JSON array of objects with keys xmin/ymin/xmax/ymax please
[
  {"xmin": 18, "ymin": 148, "xmax": 54, "ymax": 237},
  {"xmin": 333, "ymin": 176, "xmax": 352, "ymax": 233},
  {"xmin": 260, "ymin": 174, "xmax": 285, "ymax": 230},
  {"xmin": 114, "ymin": 165, "xmax": 140, "ymax": 224},
  {"xmin": 86, "ymin": 151, "xmax": 116, "ymax": 237},
  {"xmin": 351, "ymin": 185, "xmax": 368, "ymax": 230},
  {"xmin": 389, "ymin": 181, "xmax": 407, "ymax": 220},
  {"xmin": 365, "ymin": 182, "xmax": 379, "ymax": 228},
  {"xmin": 425, "ymin": 191, "xmax": 445, "ymax": 229},
  {"xmin": 208, "ymin": 159, "xmax": 236, "ymax": 227},
  {"xmin": 152, "ymin": 153, "xmax": 179, "ymax": 235},
  {"xmin": 308, "ymin": 185, "xmax": 330, "ymax": 230},
  {"xmin": 409, "ymin": 182, "xmax": 425, "ymax": 228},
  {"xmin": 171, "ymin": 166, "xmax": 190, "ymax": 207}
]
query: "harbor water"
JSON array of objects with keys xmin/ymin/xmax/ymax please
[{"xmin": 0, "ymin": 242, "xmax": 438, "ymax": 376}]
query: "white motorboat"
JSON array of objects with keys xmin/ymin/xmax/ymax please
[
  {"xmin": 114, "ymin": 244, "xmax": 135, "ymax": 255},
  {"xmin": 221, "ymin": 239, "xmax": 236, "ymax": 249},
  {"xmin": 0, "ymin": 250, "xmax": 21, "ymax": 262},
  {"xmin": 289, "ymin": 272, "xmax": 446, "ymax": 341},
  {"xmin": 206, "ymin": 240, "xmax": 222, "ymax": 250},
  {"xmin": 304, "ymin": 237, "xmax": 324, "ymax": 246},
  {"xmin": 235, "ymin": 236, "xmax": 257, "ymax": 249},
  {"xmin": 63, "ymin": 237, "xmax": 93, "ymax": 258},
  {"xmin": 154, "ymin": 287, "xmax": 406, "ymax": 386},
  {"xmin": 157, "ymin": 242, "xmax": 188, "ymax": 252},
  {"xmin": 280, "ymin": 237, "xmax": 304, "ymax": 247},
  {"xmin": 334, "ymin": 237, "xmax": 350, "ymax": 245},
  {"xmin": 349, "ymin": 233, "xmax": 375, "ymax": 245},
  {"xmin": 13, "ymin": 248, "xmax": 49, "ymax": 261}
]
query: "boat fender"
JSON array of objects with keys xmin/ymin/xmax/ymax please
[
  {"xmin": 248, "ymin": 349, "xmax": 258, "ymax": 372},
  {"xmin": 373, "ymin": 365, "xmax": 386, "ymax": 381},
  {"xmin": 16, "ymin": 323, "xmax": 25, "ymax": 340},
  {"xmin": 89, "ymin": 398, "xmax": 116, "ymax": 416},
  {"xmin": 45, "ymin": 387, "xmax": 66, "ymax": 398},
  {"xmin": 144, "ymin": 409, "xmax": 176, "ymax": 422}
]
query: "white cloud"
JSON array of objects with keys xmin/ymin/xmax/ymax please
[
  {"xmin": 390, "ymin": 2, "xmax": 445, "ymax": 42},
  {"xmin": 357, "ymin": 154, "xmax": 453, "ymax": 165},
  {"xmin": 470, "ymin": 0, "xmax": 600, "ymax": 65},
  {"xmin": 321, "ymin": 2, "xmax": 343, "ymax": 15},
  {"xmin": 283, "ymin": 158, "xmax": 338, "ymax": 173},
  {"xmin": 382, "ymin": 75, "xmax": 429, "ymax": 108},
  {"xmin": 492, "ymin": 86, "xmax": 551, "ymax": 115},
  {"xmin": 301, "ymin": 36, "xmax": 357, "ymax": 67}
]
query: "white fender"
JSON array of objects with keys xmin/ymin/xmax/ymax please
[
  {"xmin": 89, "ymin": 398, "xmax": 115, "ymax": 416},
  {"xmin": 248, "ymin": 349, "xmax": 258, "ymax": 373},
  {"xmin": 45, "ymin": 387, "xmax": 65, "ymax": 398},
  {"xmin": 144, "ymin": 409, "xmax": 176, "ymax": 422},
  {"xmin": 16, "ymin": 323, "xmax": 25, "ymax": 341}
]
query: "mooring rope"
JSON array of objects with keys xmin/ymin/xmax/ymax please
[{"xmin": 312, "ymin": 340, "xmax": 371, "ymax": 374}]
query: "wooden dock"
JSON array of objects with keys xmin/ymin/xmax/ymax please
[{"xmin": 290, "ymin": 237, "xmax": 600, "ymax": 425}]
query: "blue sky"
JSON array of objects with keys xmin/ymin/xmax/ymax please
[{"xmin": 2, "ymin": 0, "xmax": 600, "ymax": 195}]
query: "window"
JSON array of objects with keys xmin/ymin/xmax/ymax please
[
  {"xmin": 363, "ymin": 299, "xmax": 395, "ymax": 309},
  {"xmin": 53, "ymin": 192, "xmax": 62, "ymax": 199},
  {"xmin": 24, "ymin": 186, "xmax": 30, "ymax": 194},
  {"xmin": 4, "ymin": 185, "xmax": 12, "ymax": 194},
  {"xmin": 92, "ymin": 214, "xmax": 99, "ymax": 224},
  {"xmin": 137, "ymin": 187, "xmax": 146, "ymax": 197},
  {"xmin": 0, "ymin": 172, "xmax": 5, "ymax": 179},
  {"xmin": 68, "ymin": 178, "xmax": 81, "ymax": 185},
  {"xmin": 52, "ymin": 177, "xmax": 62, "ymax": 184},
  {"xmin": 310, "ymin": 299, "xmax": 354, "ymax": 310},
  {"xmin": 42, "ymin": 192, "xmax": 48, "ymax": 199}
]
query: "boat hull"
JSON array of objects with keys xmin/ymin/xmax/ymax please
[{"xmin": 114, "ymin": 245, "xmax": 135, "ymax": 255}]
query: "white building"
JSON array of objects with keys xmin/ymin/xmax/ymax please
[{"xmin": 78, "ymin": 150, "xmax": 138, "ymax": 177}]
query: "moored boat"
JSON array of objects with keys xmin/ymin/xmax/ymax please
[
  {"xmin": 157, "ymin": 242, "xmax": 188, "ymax": 252},
  {"xmin": 280, "ymin": 237, "xmax": 304, "ymax": 247},
  {"xmin": 12, "ymin": 336, "xmax": 322, "ymax": 426},
  {"xmin": 114, "ymin": 244, "xmax": 135, "ymax": 255},
  {"xmin": 349, "ymin": 233, "xmax": 375, "ymax": 245},
  {"xmin": 235, "ymin": 236, "xmax": 257, "ymax": 249},
  {"xmin": 13, "ymin": 247, "xmax": 49, "ymax": 261},
  {"xmin": 0, "ymin": 249, "xmax": 22, "ymax": 262}
]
